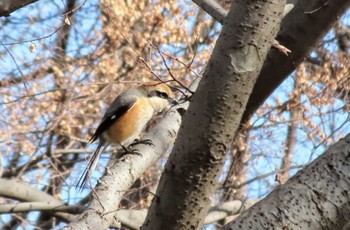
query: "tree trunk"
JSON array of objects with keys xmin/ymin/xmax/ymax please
[{"xmin": 142, "ymin": 1, "xmax": 286, "ymax": 229}]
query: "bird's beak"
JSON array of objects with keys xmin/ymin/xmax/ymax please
[{"xmin": 169, "ymin": 98, "xmax": 179, "ymax": 105}]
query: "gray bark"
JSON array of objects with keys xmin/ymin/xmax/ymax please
[
  {"xmin": 142, "ymin": 0, "xmax": 285, "ymax": 229},
  {"xmin": 223, "ymin": 133, "xmax": 350, "ymax": 230},
  {"xmin": 0, "ymin": 0, "xmax": 39, "ymax": 17}
]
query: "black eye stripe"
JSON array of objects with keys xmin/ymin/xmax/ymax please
[
  {"xmin": 158, "ymin": 91, "xmax": 168, "ymax": 99},
  {"xmin": 150, "ymin": 90, "xmax": 169, "ymax": 99}
]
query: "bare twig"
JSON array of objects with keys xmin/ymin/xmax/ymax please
[{"xmin": 221, "ymin": 164, "xmax": 304, "ymax": 190}]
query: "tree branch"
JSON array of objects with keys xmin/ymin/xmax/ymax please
[
  {"xmin": 242, "ymin": 0, "xmax": 350, "ymax": 124},
  {"xmin": 0, "ymin": 0, "xmax": 39, "ymax": 17},
  {"xmin": 191, "ymin": 0, "xmax": 350, "ymax": 125},
  {"xmin": 222, "ymin": 164, "xmax": 304, "ymax": 190},
  {"xmin": 192, "ymin": 0, "xmax": 297, "ymax": 22},
  {"xmin": 192, "ymin": 0, "xmax": 295, "ymax": 55},
  {"xmin": 223, "ymin": 132, "xmax": 350, "ymax": 229},
  {"xmin": 0, "ymin": 178, "xmax": 76, "ymax": 222},
  {"xmin": 191, "ymin": 0, "xmax": 227, "ymax": 24},
  {"xmin": 143, "ymin": 0, "xmax": 285, "ymax": 229},
  {"xmin": 0, "ymin": 202, "xmax": 82, "ymax": 214}
]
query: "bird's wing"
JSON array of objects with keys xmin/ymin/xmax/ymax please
[{"xmin": 89, "ymin": 93, "xmax": 137, "ymax": 143}]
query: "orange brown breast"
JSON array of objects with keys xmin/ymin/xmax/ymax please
[{"xmin": 106, "ymin": 97, "xmax": 154, "ymax": 146}]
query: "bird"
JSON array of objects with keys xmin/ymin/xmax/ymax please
[{"xmin": 77, "ymin": 81, "xmax": 177, "ymax": 190}]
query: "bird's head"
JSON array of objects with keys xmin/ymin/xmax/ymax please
[{"xmin": 139, "ymin": 81, "xmax": 178, "ymax": 111}]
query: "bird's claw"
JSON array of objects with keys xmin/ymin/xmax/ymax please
[
  {"xmin": 129, "ymin": 138, "xmax": 154, "ymax": 147},
  {"xmin": 120, "ymin": 145, "xmax": 143, "ymax": 157},
  {"xmin": 119, "ymin": 139, "xmax": 154, "ymax": 157}
]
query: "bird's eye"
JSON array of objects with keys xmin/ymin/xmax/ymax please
[{"xmin": 155, "ymin": 90, "xmax": 169, "ymax": 99}]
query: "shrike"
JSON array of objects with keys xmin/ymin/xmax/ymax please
[{"xmin": 77, "ymin": 82, "xmax": 177, "ymax": 190}]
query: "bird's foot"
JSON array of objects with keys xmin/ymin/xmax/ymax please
[
  {"xmin": 129, "ymin": 138, "xmax": 154, "ymax": 148},
  {"xmin": 119, "ymin": 145, "xmax": 142, "ymax": 157},
  {"xmin": 119, "ymin": 139, "xmax": 154, "ymax": 157}
]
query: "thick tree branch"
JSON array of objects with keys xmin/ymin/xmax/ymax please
[
  {"xmin": 0, "ymin": 178, "xmax": 75, "ymax": 221},
  {"xmin": 142, "ymin": 0, "xmax": 285, "ymax": 229},
  {"xmin": 192, "ymin": 0, "xmax": 297, "ymax": 22},
  {"xmin": 242, "ymin": 0, "xmax": 350, "ymax": 124},
  {"xmin": 223, "ymin": 133, "xmax": 350, "ymax": 229},
  {"xmin": 192, "ymin": 0, "xmax": 295, "ymax": 54},
  {"xmin": 192, "ymin": 0, "xmax": 350, "ymax": 124},
  {"xmin": 191, "ymin": 0, "xmax": 227, "ymax": 24},
  {"xmin": 0, "ymin": 0, "xmax": 39, "ymax": 17},
  {"xmin": 0, "ymin": 202, "xmax": 82, "ymax": 214}
]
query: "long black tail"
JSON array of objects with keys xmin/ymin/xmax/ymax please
[{"xmin": 76, "ymin": 142, "xmax": 107, "ymax": 191}]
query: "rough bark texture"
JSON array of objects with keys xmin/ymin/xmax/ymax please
[
  {"xmin": 142, "ymin": 1, "xmax": 285, "ymax": 229},
  {"xmin": 0, "ymin": 0, "xmax": 39, "ymax": 17},
  {"xmin": 223, "ymin": 133, "xmax": 350, "ymax": 230},
  {"xmin": 241, "ymin": 0, "xmax": 350, "ymax": 125}
]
